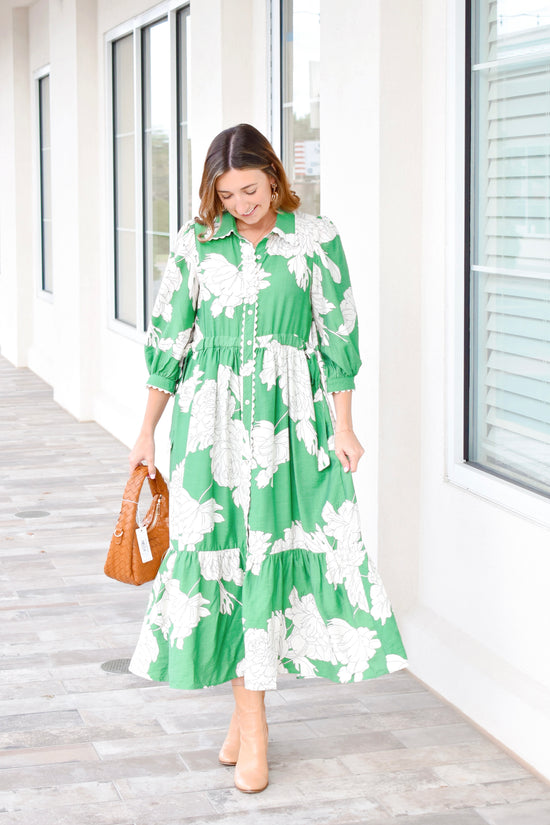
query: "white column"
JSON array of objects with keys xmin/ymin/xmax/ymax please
[
  {"xmin": 320, "ymin": 0, "xmax": 382, "ymax": 573},
  {"xmin": 189, "ymin": 0, "xmax": 268, "ymax": 212},
  {"xmin": 321, "ymin": 0, "xmax": 423, "ymax": 615},
  {"xmin": 377, "ymin": 0, "xmax": 423, "ymax": 612},
  {"xmin": 49, "ymin": 0, "xmax": 99, "ymax": 419},
  {"xmin": 189, "ymin": 0, "xmax": 224, "ymax": 212},
  {"xmin": 0, "ymin": 6, "xmax": 33, "ymax": 367}
]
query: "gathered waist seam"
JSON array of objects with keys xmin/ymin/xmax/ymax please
[{"xmin": 192, "ymin": 334, "xmax": 309, "ymax": 352}]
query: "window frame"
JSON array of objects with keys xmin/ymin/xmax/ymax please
[
  {"xmin": 175, "ymin": 4, "xmax": 192, "ymax": 232},
  {"xmin": 34, "ymin": 64, "xmax": 53, "ymax": 301},
  {"xmin": 105, "ymin": 0, "xmax": 191, "ymax": 341},
  {"xmin": 445, "ymin": 0, "xmax": 550, "ymax": 526},
  {"xmin": 271, "ymin": 0, "xmax": 321, "ymax": 215}
]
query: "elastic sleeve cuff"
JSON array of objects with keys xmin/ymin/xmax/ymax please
[
  {"xmin": 146, "ymin": 374, "xmax": 177, "ymax": 395},
  {"xmin": 326, "ymin": 375, "xmax": 356, "ymax": 392}
]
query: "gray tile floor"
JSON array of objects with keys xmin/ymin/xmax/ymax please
[{"xmin": 1, "ymin": 355, "xmax": 549, "ymax": 825}]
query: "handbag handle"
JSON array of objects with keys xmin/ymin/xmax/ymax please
[
  {"xmin": 112, "ymin": 465, "xmax": 169, "ymax": 544},
  {"xmin": 122, "ymin": 465, "xmax": 169, "ymax": 505}
]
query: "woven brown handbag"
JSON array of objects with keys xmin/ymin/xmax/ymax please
[{"xmin": 105, "ymin": 465, "xmax": 170, "ymax": 585}]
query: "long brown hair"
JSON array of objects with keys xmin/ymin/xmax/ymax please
[{"xmin": 196, "ymin": 123, "xmax": 300, "ymax": 240}]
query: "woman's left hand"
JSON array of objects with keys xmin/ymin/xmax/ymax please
[{"xmin": 334, "ymin": 429, "xmax": 365, "ymax": 473}]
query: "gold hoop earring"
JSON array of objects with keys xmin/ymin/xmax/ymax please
[{"xmin": 271, "ymin": 184, "xmax": 279, "ymax": 202}]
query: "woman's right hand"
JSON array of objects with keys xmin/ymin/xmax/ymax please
[{"xmin": 129, "ymin": 432, "xmax": 156, "ymax": 479}]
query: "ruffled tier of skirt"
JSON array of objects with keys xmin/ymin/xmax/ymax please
[{"xmin": 129, "ymin": 544, "xmax": 408, "ymax": 690}]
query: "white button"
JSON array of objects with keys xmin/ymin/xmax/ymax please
[
  {"xmin": 256, "ymin": 255, "xmax": 261, "ymax": 261},
  {"xmin": 247, "ymin": 309, "xmax": 253, "ymax": 316},
  {"xmin": 247, "ymin": 339, "xmax": 252, "ymax": 346},
  {"xmin": 245, "ymin": 399, "xmax": 250, "ymax": 405}
]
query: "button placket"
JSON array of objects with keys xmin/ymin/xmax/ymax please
[{"xmin": 240, "ymin": 241, "xmax": 259, "ymax": 435}]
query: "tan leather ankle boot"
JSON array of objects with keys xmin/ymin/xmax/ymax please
[
  {"xmin": 232, "ymin": 683, "xmax": 269, "ymax": 793},
  {"xmin": 218, "ymin": 709, "xmax": 240, "ymax": 766}
]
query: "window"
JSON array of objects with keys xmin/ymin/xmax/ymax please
[
  {"xmin": 38, "ymin": 73, "xmax": 52, "ymax": 294},
  {"xmin": 109, "ymin": 4, "xmax": 191, "ymax": 332},
  {"xmin": 466, "ymin": 1, "xmax": 550, "ymax": 498},
  {"xmin": 279, "ymin": 0, "xmax": 320, "ymax": 215}
]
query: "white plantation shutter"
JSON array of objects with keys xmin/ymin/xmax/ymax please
[{"xmin": 469, "ymin": 1, "xmax": 550, "ymax": 496}]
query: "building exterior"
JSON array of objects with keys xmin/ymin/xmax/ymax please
[{"xmin": 1, "ymin": 0, "xmax": 549, "ymax": 780}]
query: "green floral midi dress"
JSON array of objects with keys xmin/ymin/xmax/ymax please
[{"xmin": 129, "ymin": 209, "xmax": 408, "ymax": 690}]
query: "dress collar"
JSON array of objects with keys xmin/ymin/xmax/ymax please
[{"xmin": 201, "ymin": 209, "xmax": 296, "ymax": 242}]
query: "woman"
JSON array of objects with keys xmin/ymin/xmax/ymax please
[{"xmin": 128, "ymin": 123, "xmax": 408, "ymax": 793}]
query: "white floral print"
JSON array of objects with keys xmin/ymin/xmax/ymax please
[
  {"xmin": 152, "ymin": 223, "xmax": 199, "ymax": 322},
  {"xmin": 322, "ymin": 500, "xmax": 369, "ymax": 613},
  {"xmin": 237, "ymin": 611, "xmax": 287, "ymax": 689},
  {"xmin": 169, "ymin": 460, "xmax": 224, "ymax": 549},
  {"xmin": 337, "ymin": 287, "xmax": 358, "ymax": 336},
  {"xmin": 285, "ymin": 588, "xmax": 336, "ymax": 674},
  {"xmin": 272, "ymin": 521, "xmax": 332, "ymax": 555},
  {"xmin": 252, "ymin": 420, "xmax": 290, "ymax": 487},
  {"xmin": 245, "ymin": 530, "xmax": 273, "ymax": 575},
  {"xmin": 327, "ymin": 618, "xmax": 381, "ymax": 683},
  {"xmin": 177, "ymin": 365, "xmax": 205, "ymax": 413},
  {"xmin": 266, "ymin": 213, "xmax": 338, "ymax": 290},
  {"xmin": 368, "ymin": 560, "xmax": 392, "ymax": 624},
  {"xmin": 310, "ymin": 263, "xmax": 335, "ymax": 346},
  {"xmin": 211, "ymin": 417, "xmax": 250, "ymax": 509},
  {"xmin": 145, "ymin": 325, "xmax": 193, "ymax": 364},
  {"xmin": 386, "ymin": 654, "xmax": 408, "ymax": 673},
  {"xmin": 259, "ymin": 339, "xmax": 330, "ymax": 468},
  {"xmin": 199, "ymin": 249, "xmax": 270, "ymax": 317},
  {"xmin": 129, "ymin": 622, "xmax": 160, "ymax": 676},
  {"xmin": 152, "ymin": 255, "xmax": 182, "ymax": 322},
  {"xmin": 197, "ymin": 547, "xmax": 244, "ymax": 585},
  {"xmin": 160, "ymin": 582, "xmax": 211, "ymax": 649},
  {"xmin": 322, "ymin": 500, "xmax": 361, "ymax": 545}
]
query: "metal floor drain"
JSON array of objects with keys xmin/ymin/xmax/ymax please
[
  {"xmin": 14, "ymin": 510, "xmax": 50, "ymax": 519},
  {"xmin": 101, "ymin": 658, "xmax": 131, "ymax": 674}
]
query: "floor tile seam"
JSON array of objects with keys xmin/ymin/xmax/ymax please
[
  {"xmin": 204, "ymin": 784, "xmax": 311, "ymax": 815},
  {"xmin": 308, "ymin": 767, "xmax": 448, "ymax": 792},
  {"xmin": 379, "ymin": 775, "xmax": 550, "ymax": 806},
  {"xmin": 0, "ymin": 778, "xmax": 123, "ymax": 809},
  {"xmin": 296, "ymin": 708, "xmax": 463, "ymax": 730}
]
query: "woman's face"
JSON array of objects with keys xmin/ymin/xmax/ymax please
[{"xmin": 216, "ymin": 168, "xmax": 275, "ymax": 226}]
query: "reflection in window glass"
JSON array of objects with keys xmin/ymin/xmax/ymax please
[
  {"xmin": 143, "ymin": 19, "xmax": 170, "ymax": 324},
  {"xmin": 177, "ymin": 7, "xmax": 192, "ymax": 228},
  {"xmin": 281, "ymin": 0, "xmax": 320, "ymax": 215},
  {"xmin": 468, "ymin": 0, "xmax": 550, "ymax": 496},
  {"xmin": 113, "ymin": 34, "xmax": 136, "ymax": 326},
  {"xmin": 38, "ymin": 75, "xmax": 52, "ymax": 293}
]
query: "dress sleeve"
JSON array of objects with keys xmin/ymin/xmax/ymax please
[
  {"xmin": 144, "ymin": 221, "xmax": 199, "ymax": 395},
  {"xmin": 311, "ymin": 218, "xmax": 362, "ymax": 392}
]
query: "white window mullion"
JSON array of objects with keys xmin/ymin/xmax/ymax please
[
  {"xmin": 169, "ymin": 8, "xmax": 179, "ymax": 245},
  {"xmin": 270, "ymin": 0, "xmax": 282, "ymax": 153}
]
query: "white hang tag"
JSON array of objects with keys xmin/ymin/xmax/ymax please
[{"xmin": 136, "ymin": 525, "xmax": 153, "ymax": 563}]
